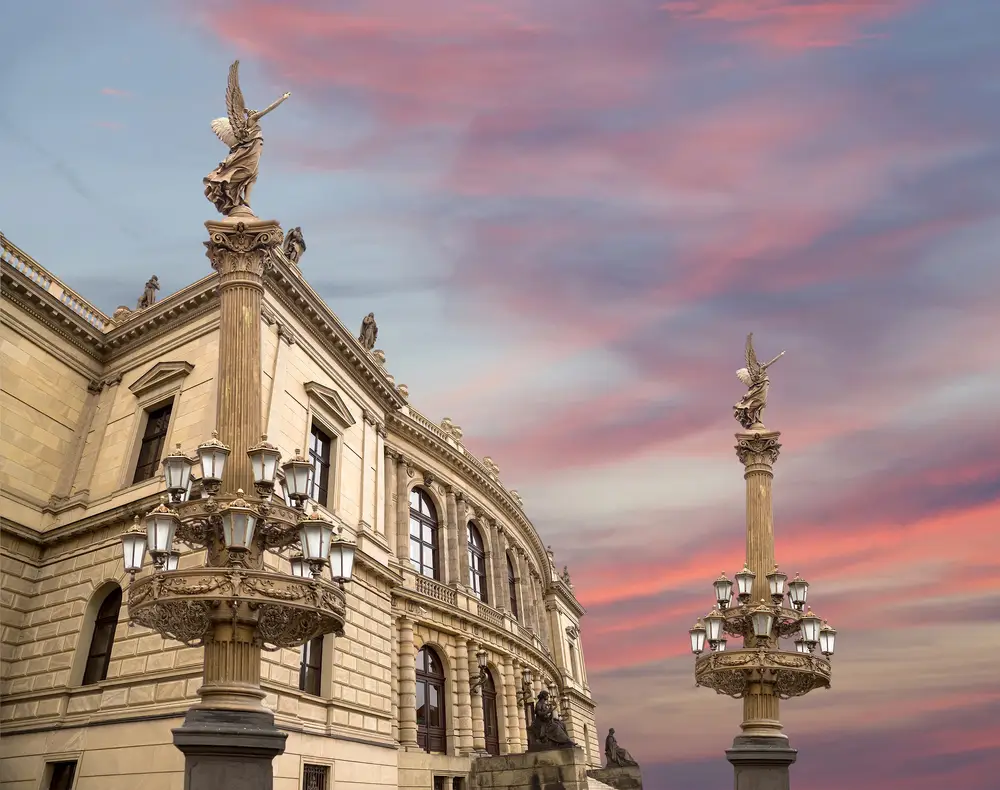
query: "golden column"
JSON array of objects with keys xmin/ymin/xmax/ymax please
[
  {"xmin": 194, "ymin": 217, "xmax": 283, "ymax": 714},
  {"xmin": 736, "ymin": 429, "xmax": 783, "ymax": 737}
]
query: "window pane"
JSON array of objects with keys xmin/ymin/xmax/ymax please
[
  {"xmin": 422, "ymin": 525, "xmax": 434, "ymax": 543},
  {"xmin": 428, "ymin": 684, "xmax": 440, "ymax": 726},
  {"xmin": 416, "ymin": 681, "xmax": 427, "ymax": 725},
  {"xmin": 410, "ymin": 518, "xmax": 422, "ymax": 537},
  {"xmin": 410, "ymin": 540, "xmax": 422, "ymax": 563},
  {"xmin": 410, "ymin": 489, "xmax": 420, "ymax": 508}
]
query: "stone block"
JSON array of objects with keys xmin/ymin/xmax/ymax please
[{"xmin": 587, "ymin": 766, "xmax": 643, "ymax": 790}]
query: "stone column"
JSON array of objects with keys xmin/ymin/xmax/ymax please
[
  {"xmin": 455, "ymin": 639, "xmax": 474, "ymax": 754},
  {"xmin": 725, "ymin": 430, "xmax": 797, "ymax": 788},
  {"xmin": 375, "ymin": 423, "xmax": 386, "ymax": 536},
  {"xmin": 468, "ymin": 640, "xmax": 487, "ymax": 754},
  {"xmin": 513, "ymin": 660, "xmax": 528, "ymax": 749},
  {"xmin": 172, "ymin": 217, "xmax": 287, "ymax": 790},
  {"xmin": 490, "ymin": 523, "xmax": 508, "ymax": 612},
  {"xmin": 391, "ymin": 613, "xmax": 400, "ymax": 743},
  {"xmin": 384, "ymin": 447, "xmax": 398, "ymax": 556},
  {"xmin": 395, "ymin": 455, "xmax": 411, "ymax": 565},
  {"xmin": 481, "ymin": 517, "xmax": 499, "ymax": 606},
  {"xmin": 736, "ymin": 430, "xmax": 783, "ymax": 738},
  {"xmin": 398, "ymin": 616, "xmax": 419, "ymax": 748},
  {"xmin": 501, "ymin": 655, "xmax": 521, "ymax": 753},
  {"xmin": 446, "ymin": 486, "xmax": 462, "ymax": 586},
  {"xmin": 358, "ymin": 411, "xmax": 373, "ymax": 530}
]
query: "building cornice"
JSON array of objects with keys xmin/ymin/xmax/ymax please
[{"xmin": 264, "ymin": 260, "xmax": 407, "ymax": 414}]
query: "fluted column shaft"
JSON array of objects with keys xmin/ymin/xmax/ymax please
[
  {"xmin": 446, "ymin": 488, "xmax": 462, "ymax": 586},
  {"xmin": 501, "ymin": 655, "xmax": 521, "ymax": 753},
  {"xmin": 455, "ymin": 640, "xmax": 474, "ymax": 754},
  {"xmin": 395, "ymin": 456, "xmax": 411, "ymax": 565},
  {"xmin": 468, "ymin": 641, "xmax": 487, "ymax": 753},
  {"xmin": 398, "ymin": 616, "xmax": 419, "ymax": 747},
  {"xmin": 736, "ymin": 430, "xmax": 783, "ymax": 737},
  {"xmin": 391, "ymin": 614, "xmax": 400, "ymax": 743},
  {"xmin": 490, "ymin": 523, "xmax": 508, "ymax": 612},
  {"xmin": 384, "ymin": 448, "xmax": 398, "ymax": 557}
]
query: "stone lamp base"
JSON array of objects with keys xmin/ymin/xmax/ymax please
[{"xmin": 726, "ymin": 735, "xmax": 797, "ymax": 790}]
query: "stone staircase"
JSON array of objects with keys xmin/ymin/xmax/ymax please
[{"xmin": 587, "ymin": 777, "xmax": 618, "ymax": 790}]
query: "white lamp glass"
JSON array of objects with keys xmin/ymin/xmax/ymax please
[
  {"xmin": 477, "ymin": 649, "xmax": 488, "ymax": 669},
  {"xmin": 247, "ymin": 435, "xmax": 282, "ymax": 487},
  {"xmin": 794, "ymin": 639, "xmax": 809, "ymax": 653},
  {"xmin": 800, "ymin": 609, "xmax": 822, "ymax": 643},
  {"xmin": 196, "ymin": 431, "xmax": 230, "ymax": 486},
  {"xmin": 299, "ymin": 507, "xmax": 334, "ymax": 562},
  {"xmin": 714, "ymin": 573, "xmax": 734, "ymax": 609},
  {"xmin": 329, "ymin": 537, "xmax": 356, "ymax": 581},
  {"xmin": 144, "ymin": 503, "xmax": 179, "ymax": 554},
  {"xmin": 289, "ymin": 554, "xmax": 308, "ymax": 578},
  {"xmin": 767, "ymin": 566, "xmax": 788, "ymax": 602},
  {"xmin": 735, "ymin": 566, "xmax": 756, "ymax": 600},
  {"xmin": 221, "ymin": 491, "xmax": 258, "ymax": 550},
  {"xmin": 819, "ymin": 621, "xmax": 837, "ymax": 656},
  {"xmin": 705, "ymin": 609, "xmax": 725, "ymax": 643},
  {"xmin": 162, "ymin": 444, "xmax": 195, "ymax": 496},
  {"xmin": 164, "ymin": 551, "xmax": 180, "ymax": 572},
  {"xmin": 121, "ymin": 519, "xmax": 148, "ymax": 574},
  {"xmin": 787, "ymin": 573, "xmax": 809, "ymax": 610},
  {"xmin": 750, "ymin": 603, "xmax": 775, "ymax": 638},
  {"xmin": 689, "ymin": 620, "xmax": 707, "ymax": 654},
  {"xmin": 281, "ymin": 450, "xmax": 312, "ymax": 501},
  {"xmin": 715, "ymin": 638, "xmax": 727, "ymax": 652}
]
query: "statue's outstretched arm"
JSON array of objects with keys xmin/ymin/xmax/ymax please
[{"xmin": 253, "ymin": 93, "xmax": 292, "ymax": 122}]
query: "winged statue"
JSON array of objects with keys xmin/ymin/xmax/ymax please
[
  {"xmin": 203, "ymin": 60, "xmax": 291, "ymax": 217},
  {"xmin": 734, "ymin": 333, "xmax": 785, "ymax": 430}
]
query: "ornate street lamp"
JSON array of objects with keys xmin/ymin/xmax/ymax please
[
  {"xmin": 470, "ymin": 647, "xmax": 490, "ymax": 694},
  {"xmin": 196, "ymin": 432, "xmax": 230, "ymax": 496},
  {"xmin": 163, "ymin": 445, "xmax": 196, "ymax": 502},
  {"xmin": 688, "ymin": 334, "xmax": 838, "ymax": 789},
  {"xmin": 248, "ymin": 435, "xmax": 282, "ymax": 499},
  {"xmin": 329, "ymin": 535, "xmax": 356, "ymax": 584},
  {"xmin": 281, "ymin": 449, "xmax": 313, "ymax": 510},
  {"xmin": 121, "ymin": 517, "xmax": 147, "ymax": 581}
]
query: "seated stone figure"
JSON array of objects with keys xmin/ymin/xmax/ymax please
[
  {"xmin": 605, "ymin": 728, "xmax": 639, "ymax": 767},
  {"xmin": 527, "ymin": 691, "xmax": 576, "ymax": 751}
]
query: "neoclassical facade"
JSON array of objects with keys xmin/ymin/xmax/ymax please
[{"xmin": 0, "ymin": 232, "xmax": 598, "ymax": 790}]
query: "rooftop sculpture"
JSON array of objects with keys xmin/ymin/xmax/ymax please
[
  {"xmin": 734, "ymin": 333, "xmax": 785, "ymax": 431},
  {"xmin": 204, "ymin": 60, "xmax": 291, "ymax": 218}
]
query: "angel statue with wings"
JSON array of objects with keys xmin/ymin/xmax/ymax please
[
  {"xmin": 204, "ymin": 60, "xmax": 291, "ymax": 217},
  {"xmin": 734, "ymin": 333, "xmax": 785, "ymax": 430}
]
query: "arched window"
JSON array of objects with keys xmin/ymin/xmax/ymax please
[
  {"xmin": 507, "ymin": 553, "xmax": 519, "ymax": 620},
  {"xmin": 482, "ymin": 669, "xmax": 501, "ymax": 756},
  {"xmin": 409, "ymin": 488, "xmax": 440, "ymax": 580},
  {"xmin": 467, "ymin": 523, "xmax": 488, "ymax": 603},
  {"xmin": 82, "ymin": 586, "xmax": 122, "ymax": 684},
  {"xmin": 415, "ymin": 646, "xmax": 447, "ymax": 752}
]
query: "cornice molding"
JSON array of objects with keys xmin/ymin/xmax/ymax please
[
  {"xmin": 128, "ymin": 361, "xmax": 194, "ymax": 398},
  {"xmin": 1, "ymin": 272, "xmax": 105, "ymax": 360},
  {"xmin": 264, "ymin": 262, "xmax": 406, "ymax": 414}
]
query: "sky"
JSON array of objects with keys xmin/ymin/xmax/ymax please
[{"xmin": 2, "ymin": 1, "xmax": 999, "ymax": 787}]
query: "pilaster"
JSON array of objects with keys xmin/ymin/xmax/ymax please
[
  {"xmin": 501, "ymin": 654, "xmax": 521, "ymax": 754},
  {"xmin": 395, "ymin": 455, "xmax": 411, "ymax": 565},
  {"xmin": 469, "ymin": 640, "xmax": 487, "ymax": 754},
  {"xmin": 455, "ymin": 639, "xmax": 475, "ymax": 754},
  {"xmin": 398, "ymin": 615, "xmax": 419, "ymax": 748},
  {"xmin": 446, "ymin": 486, "xmax": 462, "ymax": 586},
  {"xmin": 384, "ymin": 447, "xmax": 398, "ymax": 557}
]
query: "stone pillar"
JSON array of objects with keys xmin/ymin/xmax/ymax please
[
  {"xmin": 513, "ymin": 660, "xmax": 528, "ymax": 749},
  {"xmin": 736, "ymin": 430, "xmax": 784, "ymax": 739},
  {"xmin": 726, "ymin": 736, "xmax": 797, "ymax": 790},
  {"xmin": 446, "ymin": 487, "xmax": 462, "ymax": 586},
  {"xmin": 68, "ymin": 374, "xmax": 122, "ymax": 501},
  {"xmin": 501, "ymin": 655, "xmax": 521, "ymax": 753},
  {"xmin": 489, "ymin": 521, "xmax": 508, "ymax": 612},
  {"xmin": 398, "ymin": 616, "xmax": 419, "ymax": 748},
  {"xmin": 395, "ymin": 455, "xmax": 411, "ymax": 565},
  {"xmin": 358, "ymin": 411, "xmax": 372, "ymax": 530},
  {"xmin": 455, "ymin": 639, "xmax": 474, "ymax": 754},
  {"xmin": 468, "ymin": 640, "xmax": 487, "ymax": 754},
  {"xmin": 375, "ymin": 423, "xmax": 387, "ymax": 536},
  {"xmin": 384, "ymin": 448, "xmax": 398, "ymax": 556},
  {"xmin": 391, "ymin": 614, "xmax": 400, "ymax": 744},
  {"xmin": 172, "ymin": 217, "xmax": 286, "ymax": 790}
]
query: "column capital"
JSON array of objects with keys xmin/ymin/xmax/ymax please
[
  {"xmin": 204, "ymin": 218, "xmax": 282, "ymax": 286},
  {"xmin": 735, "ymin": 430, "xmax": 782, "ymax": 468}
]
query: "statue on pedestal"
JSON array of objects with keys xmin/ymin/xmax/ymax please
[
  {"xmin": 734, "ymin": 333, "xmax": 785, "ymax": 430},
  {"xmin": 137, "ymin": 275, "xmax": 159, "ymax": 309},
  {"xmin": 282, "ymin": 226, "xmax": 306, "ymax": 263},
  {"xmin": 605, "ymin": 728, "xmax": 639, "ymax": 768},
  {"xmin": 359, "ymin": 312, "xmax": 378, "ymax": 351},
  {"xmin": 527, "ymin": 691, "xmax": 576, "ymax": 751},
  {"xmin": 205, "ymin": 60, "xmax": 291, "ymax": 218}
]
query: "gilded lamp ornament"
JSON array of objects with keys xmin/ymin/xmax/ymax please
[{"xmin": 119, "ymin": 430, "xmax": 357, "ymax": 651}]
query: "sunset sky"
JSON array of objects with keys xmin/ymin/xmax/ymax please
[{"xmin": 2, "ymin": 1, "xmax": 999, "ymax": 787}]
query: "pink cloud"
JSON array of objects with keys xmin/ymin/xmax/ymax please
[
  {"xmin": 101, "ymin": 87, "xmax": 132, "ymax": 97},
  {"xmin": 661, "ymin": 0, "xmax": 918, "ymax": 51}
]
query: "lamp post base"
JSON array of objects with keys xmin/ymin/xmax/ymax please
[
  {"xmin": 172, "ymin": 708, "xmax": 287, "ymax": 790},
  {"xmin": 726, "ymin": 736, "xmax": 797, "ymax": 790}
]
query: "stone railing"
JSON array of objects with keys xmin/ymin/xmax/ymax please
[
  {"xmin": 517, "ymin": 623, "xmax": 535, "ymax": 643},
  {"xmin": 1, "ymin": 234, "xmax": 109, "ymax": 330},
  {"xmin": 477, "ymin": 601, "xmax": 504, "ymax": 627},
  {"xmin": 416, "ymin": 575, "xmax": 458, "ymax": 607}
]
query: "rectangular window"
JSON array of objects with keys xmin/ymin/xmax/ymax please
[
  {"xmin": 46, "ymin": 762, "xmax": 77, "ymax": 790},
  {"xmin": 308, "ymin": 423, "xmax": 332, "ymax": 505},
  {"xmin": 302, "ymin": 764, "xmax": 329, "ymax": 790},
  {"xmin": 452, "ymin": 779, "xmax": 466, "ymax": 790},
  {"xmin": 132, "ymin": 402, "xmax": 173, "ymax": 484},
  {"xmin": 433, "ymin": 778, "xmax": 447, "ymax": 790},
  {"xmin": 299, "ymin": 635, "xmax": 323, "ymax": 696}
]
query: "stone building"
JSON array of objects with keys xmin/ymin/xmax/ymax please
[{"xmin": 0, "ymin": 232, "xmax": 599, "ymax": 790}]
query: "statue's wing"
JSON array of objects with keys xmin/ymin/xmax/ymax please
[
  {"xmin": 736, "ymin": 368, "xmax": 753, "ymax": 386},
  {"xmin": 210, "ymin": 117, "xmax": 239, "ymax": 148},
  {"xmin": 225, "ymin": 60, "xmax": 248, "ymax": 140},
  {"xmin": 745, "ymin": 333, "xmax": 761, "ymax": 377}
]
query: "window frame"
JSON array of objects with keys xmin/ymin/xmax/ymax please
[
  {"xmin": 81, "ymin": 586, "xmax": 122, "ymax": 685},
  {"xmin": 507, "ymin": 553, "xmax": 519, "ymax": 619},
  {"xmin": 307, "ymin": 421, "xmax": 334, "ymax": 508},
  {"xmin": 299, "ymin": 635, "xmax": 324, "ymax": 697},
  {"xmin": 409, "ymin": 488, "xmax": 440, "ymax": 581},
  {"xmin": 467, "ymin": 522, "xmax": 489, "ymax": 603},
  {"xmin": 415, "ymin": 646, "xmax": 447, "ymax": 753}
]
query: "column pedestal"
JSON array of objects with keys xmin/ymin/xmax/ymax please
[
  {"xmin": 726, "ymin": 735, "xmax": 797, "ymax": 790},
  {"xmin": 172, "ymin": 709, "xmax": 286, "ymax": 790}
]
